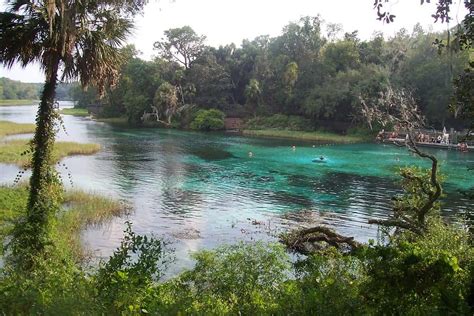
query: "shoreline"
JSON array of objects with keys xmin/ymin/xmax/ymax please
[
  {"xmin": 89, "ymin": 115, "xmax": 371, "ymax": 144},
  {"xmin": 0, "ymin": 100, "xmax": 39, "ymax": 106},
  {"xmin": 241, "ymin": 129, "xmax": 370, "ymax": 144},
  {"xmin": 0, "ymin": 121, "xmax": 101, "ymax": 167}
]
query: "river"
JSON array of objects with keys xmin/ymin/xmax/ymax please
[{"xmin": 1, "ymin": 103, "xmax": 473, "ymax": 272}]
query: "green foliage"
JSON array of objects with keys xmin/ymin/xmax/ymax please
[
  {"xmin": 358, "ymin": 219, "xmax": 474, "ymax": 315},
  {"xmin": 0, "ymin": 250, "xmax": 93, "ymax": 314},
  {"xmin": 190, "ymin": 109, "xmax": 225, "ymax": 130},
  {"xmin": 60, "ymin": 107, "xmax": 89, "ymax": 116},
  {"xmin": 0, "ymin": 186, "xmax": 28, "ymax": 255},
  {"xmin": 153, "ymin": 81, "xmax": 179, "ymax": 125},
  {"xmin": 148, "ymin": 242, "xmax": 291, "ymax": 315},
  {"xmin": 242, "ymin": 129, "xmax": 368, "ymax": 143},
  {"xmin": 245, "ymin": 114, "xmax": 312, "ymax": 131},
  {"xmin": 244, "ymin": 78, "xmax": 261, "ymax": 109},
  {"xmin": 82, "ymin": 20, "xmax": 469, "ymax": 131},
  {"xmin": 0, "ymin": 77, "xmax": 41, "ymax": 100},
  {"xmin": 1, "ymin": 0, "xmax": 147, "ymax": 268},
  {"xmin": 452, "ymin": 65, "xmax": 474, "ymax": 129},
  {"xmin": 288, "ymin": 248, "xmax": 365, "ymax": 315},
  {"xmin": 70, "ymin": 84, "xmax": 98, "ymax": 108},
  {"xmin": 186, "ymin": 51, "xmax": 233, "ymax": 109},
  {"xmin": 94, "ymin": 222, "xmax": 168, "ymax": 314},
  {"xmin": 154, "ymin": 26, "xmax": 206, "ymax": 69}
]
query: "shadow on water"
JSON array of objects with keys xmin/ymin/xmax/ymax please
[
  {"xmin": 190, "ymin": 147, "xmax": 235, "ymax": 161},
  {"xmin": 265, "ymin": 190, "xmax": 315, "ymax": 208}
]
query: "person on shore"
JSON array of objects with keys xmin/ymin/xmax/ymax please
[{"xmin": 458, "ymin": 142, "xmax": 468, "ymax": 152}]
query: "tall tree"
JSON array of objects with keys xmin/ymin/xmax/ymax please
[
  {"xmin": 154, "ymin": 26, "xmax": 206, "ymax": 69},
  {"xmin": 0, "ymin": 0, "xmax": 146, "ymax": 266},
  {"xmin": 152, "ymin": 82, "xmax": 179, "ymax": 125},
  {"xmin": 244, "ymin": 78, "xmax": 262, "ymax": 116},
  {"xmin": 374, "ymin": 0, "xmax": 473, "ymax": 129}
]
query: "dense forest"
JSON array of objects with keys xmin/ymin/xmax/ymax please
[
  {"xmin": 0, "ymin": 77, "xmax": 42, "ymax": 100},
  {"xmin": 72, "ymin": 17, "xmax": 469, "ymax": 130},
  {"xmin": 0, "ymin": 77, "xmax": 73, "ymax": 101}
]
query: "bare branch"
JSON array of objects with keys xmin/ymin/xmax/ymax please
[
  {"xmin": 281, "ymin": 226, "xmax": 361, "ymax": 254},
  {"xmin": 360, "ymin": 85, "xmax": 443, "ymax": 235}
]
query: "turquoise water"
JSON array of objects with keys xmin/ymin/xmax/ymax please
[{"xmin": 1, "ymin": 104, "xmax": 473, "ymax": 272}]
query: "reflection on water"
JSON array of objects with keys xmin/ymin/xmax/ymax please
[{"xmin": 1, "ymin": 103, "xmax": 473, "ymax": 273}]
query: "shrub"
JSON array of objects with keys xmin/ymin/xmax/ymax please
[
  {"xmin": 245, "ymin": 114, "xmax": 312, "ymax": 131},
  {"xmin": 148, "ymin": 242, "xmax": 291, "ymax": 315},
  {"xmin": 190, "ymin": 109, "xmax": 225, "ymax": 131},
  {"xmin": 94, "ymin": 222, "xmax": 169, "ymax": 314},
  {"xmin": 284, "ymin": 248, "xmax": 365, "ymax": 315},
  {"xmin": 358, "ymin": 218, "xmax": 474, "ymax": 315}
]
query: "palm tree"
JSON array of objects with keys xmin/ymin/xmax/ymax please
[
  {"xmin": 0, "ymin": 0, "xmax": 146, "ymax": 265},
  {"xmin": 244, "ymin": 78, "xmax": 261, "ymax": 117}
]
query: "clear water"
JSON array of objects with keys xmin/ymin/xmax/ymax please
[{"xmin": 1, "ymin": 104, "xmax": 473, "ymax": 272}]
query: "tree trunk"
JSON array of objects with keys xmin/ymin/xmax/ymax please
[{"xmin": 21, "ymin": 56, "xmax": 61, "ymax": 258}]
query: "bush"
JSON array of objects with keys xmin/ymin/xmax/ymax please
[
  {"xmin": 287, "ymin": 248, "xmax": 365, "ymax": 315},
  {"xmin": 147, "ymin": 242, "xmax": 291, "ymax": 315},
  {"xmin": 190, "ymin": 109, "xmax": 225, "ymax": 131},
  {"xmin": 0, "ymin": 222, "xmax": 168, "ymax": 315},
  {"xmin": 358, "ymin": 218, "xmax": 474, "ymax": 315},
  {"xmin": 245, "ymin": 114, "xmax": 312, "ymax": 131},
  {"xmin": 94, "ymin": 222, "xmax": 169, "ymax": 314}
]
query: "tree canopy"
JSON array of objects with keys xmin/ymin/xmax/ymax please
[{"xmin": 79, "ymin": 20, "xmax": 470, "ymax": 131}]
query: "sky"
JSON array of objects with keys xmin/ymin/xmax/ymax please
[{"xmin": 0, "ymin": 0, "xmax": 468, "ymax": 83}]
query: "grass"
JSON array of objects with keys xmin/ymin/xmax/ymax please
[
  {"xmin": 0, "ymin": 120, "xmax": 101, "ymax": 166},
  {"xmin": 96, "ymin": 117, "xmax": 128, "ymax": 126},
  {"xmin": 0, "ymin": 121, "xmax": 35, "ymax": 138},
  {"xmin": 242, "ymin": 129, "xmax": 369, "ymax": 143},
  {"xmin": 60, "ymin": 108, "xmax": 89, "ymax": 117},
  {"xmin": 0, "ymin": 139, "xmax": 100, "ymax": 167},
  {"xmin": 0, "ymin": 185, "xmax": 127, "ymax": 259},
  {"xmin": 59, "ymin": 189, "xmax": 129, "ymax": 259},
  {"xmin": 0, "ymin": 99, "xmax": 38, "ymax": 106}
]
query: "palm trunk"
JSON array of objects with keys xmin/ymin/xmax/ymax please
[{"xmin": 22, "ymin": 56, "xmax": 61, "ymax": 256}]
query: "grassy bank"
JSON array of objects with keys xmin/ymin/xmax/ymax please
[
  {"xmin": 0, "ymin": 121, "xmax": 35, "ymax": 137},
  {"xmin": 0, "ymin": 99, "xmax": 37, "ymax": 106},
  {"xmin": 0, "ymin": 139, "xmax": 100, "ymax": 167},
  {"xmin": 96, "ymin": 116, "xmax": 128, "ymax": 125},
  {"xmin": 60, "ymin": 108, "xmax": 89, "ymax": 117},
  {"xmin": 0, "ymin": 120, "xmax": 101, "ymax": 166},
  {"xmin": 242, "ymin": 129, "xmax": 369, "ymax": 143},
  {"xmin": 0, "ymin": 185, "xmax": 127, "ymax": 258}
]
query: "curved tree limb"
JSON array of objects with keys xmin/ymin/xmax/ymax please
[{"xmin": 281, "ymin": 226, "xmax": 361, "ymax": 254}]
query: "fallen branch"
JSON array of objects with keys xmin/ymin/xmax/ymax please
[{"xmin": 281, "ymin": 226, "xmax": 361, "ymax": 255}]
